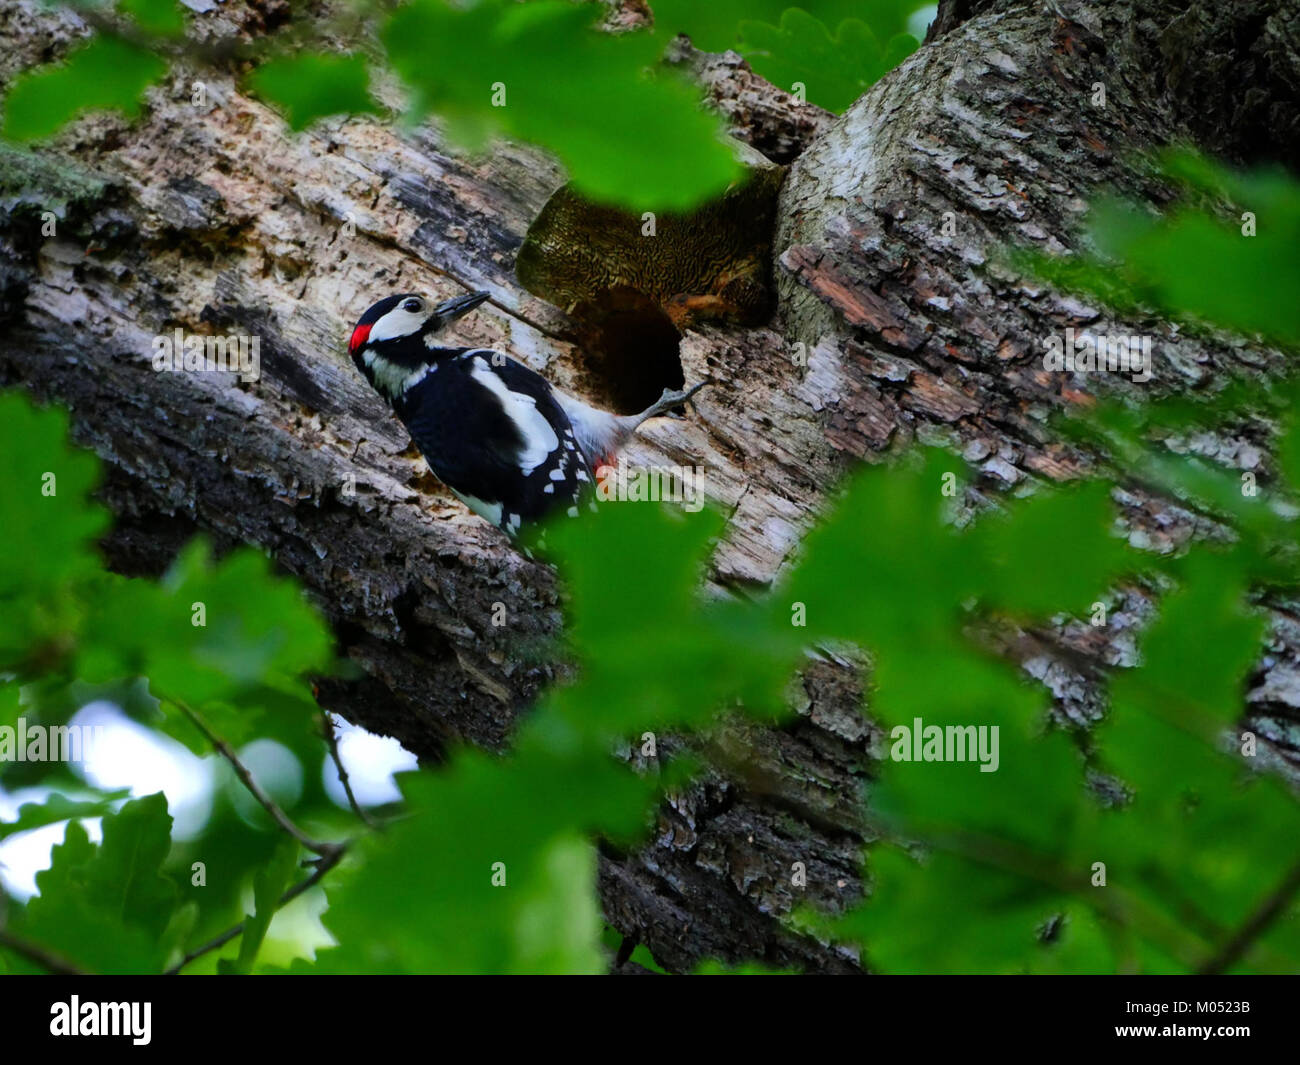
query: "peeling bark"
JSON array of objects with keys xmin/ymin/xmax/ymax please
[{"xmin": 2, "ymin": 0, "xmax": 1298, "ymax": 973}]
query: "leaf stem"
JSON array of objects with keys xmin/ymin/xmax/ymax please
[{"xmin": 172, "ymin": 698, "xmax": 337, "ymax": 856}]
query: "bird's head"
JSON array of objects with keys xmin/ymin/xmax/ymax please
[{"xmin": 348, "ymin": 290, "xmax": 491, "ymax": 369}]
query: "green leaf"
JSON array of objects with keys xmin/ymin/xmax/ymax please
[
  {"xmin": 222, "ymin": 836, "xmax": 299, "ymax": 974},
  {"xmin": 828, "ymin": 847, "xmax": 1085, "ymax": 973},
  {"xmin": 248, "ymin": 53, "xmax": 381, "ymax": 131},
  {"xmin": 1090, "ymin": 707, "xmax": 1300, "ymax": 971},
  {"xmin": 738, "ymin": 11, "xmax": 918, "ymax": 112},
  {"xmin": 968, "ymin": 481, "xmax": 1130, "ymax": 617},
  {"xmin": 1, "ymin": 35, "xmax": 167, "ymax": 142},
  {"xmin": 1275, "ymin": 380, "xmax": 1300, "ymax": 494},
  {"xmin": 0, "ymin": 790, "xmax": 129, "ymax": 843},
  {"xmin": 537, "ymin": 501, "xmax": 801, "ymax": 739},
  {"xmin": 0, "ymin": 393, "xmax": 108, "ymax": 668},
  {"xmin": 1112, "ymin": 552, "xmax": 1266, "ymax": 728},
  {"xmin": 1019, "ymin": 152, "xmax": 1300, "ymax": 351},
  {"xmin": 651, "ymin": 0, "xmax": 926, "ymax": 54},
  {"xmin": 510, "ymin": 834, "xmax": 603, "ymax": 975},
  {"xmin": 315, "ymin": 754, "xmax": 654, "ymax": 973},
  {"xmin": 783, "ymin": 450, "xmax": 972, "ymax": 646},
  {"xmin": 869, "ymin": 653, "xmax": 1081, "ymax": 843},
  {"xmin": 14, "ymin": 794, "xmax": 181, "ymax": 973},
  {"xmin": 119, "ymin": 0, "xmax": 187, "ymax": 36},
  {"xmin": 694, "ymin": 958, "xmax": 796, "ymax": 974},
  {"xmin": 78, "ymin": 540, "xmax": 332, "ymax": 737},
  {"xmin": 382, "ymin": 0, "xmax": 739, "ymax": 210}
]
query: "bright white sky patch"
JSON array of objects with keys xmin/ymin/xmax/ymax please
[
  {"xmin": 72, "ymin": 702, "xmax": 215, "ymax": 839},
  {"xmin": 0, "ymin": 789, "xmax": 104, "ymax": 900},
  {"xmin": 322, "ymin": 716, "xmax": 418, "ymax": 808},
  {"xmin": 908, "ymin": 5, "xmax": 938, "ymax": 39},
  {"xmin": 0, "ymin": 702, "xmax": 215, "ymax": 900},
  {"xmin": 1, "ymin": 707, "xmax": 416, "ymax": 905}
]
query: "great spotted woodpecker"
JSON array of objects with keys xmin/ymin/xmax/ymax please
[{"xmin": 348, "ymin": 290, "xmax": 706, "ymax": 535}]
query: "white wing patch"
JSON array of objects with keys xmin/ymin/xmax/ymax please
[{"xmin": 467, "ymin": 356, "xmax": 559, "ymax": 476}]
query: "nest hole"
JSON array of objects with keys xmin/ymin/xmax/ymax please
[{"xmin": 569, "ymin": 289, "xmax": 684, "ymax": 414}]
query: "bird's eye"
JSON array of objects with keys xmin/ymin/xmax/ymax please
[{"xmin": 403, "ymin": 298, "xmax": 423, "ymax": 313}]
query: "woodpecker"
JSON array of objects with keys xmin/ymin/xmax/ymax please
[{"xmin": 348, "ymin": 290, "xmax": 706, "ymax": 535}]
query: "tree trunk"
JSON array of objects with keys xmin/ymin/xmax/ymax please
[{"xmin": 2, "ymin": 0, "xmax": 1297, "ymax": 973}]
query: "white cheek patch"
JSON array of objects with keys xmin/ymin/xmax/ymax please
[
  {"xmin": 368, "ymin": 306, "xmax": 429, "ymax": 344},
  {"xmin": 468, "ymin": 358, "xmax": 559, "ymax": 476}
]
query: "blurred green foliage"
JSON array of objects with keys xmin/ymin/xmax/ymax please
[
  {"xmin": 735, "ymin": 10, "xmax": 918, "ymax": 114},
  {"xmin": 247, "ymin": 54, "xmax": 380, "ymax": 131},
  {"xmin": 1019, "ymin": 149, "xmax": 1300, "ymax": 351},
  {"xmin": 0, "ymin": 0, "xmax": 1297, "ymax": 971},
  {"xmin": 0, "ymin": 387, "xmax": 342, "ymax": 974},
  {"xmin": 0, "ymin": 1, "xmax": 930, "ymax": 208},
  {"xmin": 381, "ymin": 0, "xmax": 741, "ymax": 210},
  {"xmin": 653, "ymin": 0, "xmax": 926, "ymax": 112},
  {"xmin": 3, "ymin": 316, "xmax": 1299, "ymax": 972},
  {"xmin": 0, "ymin": 36, "xmax": 167, "ymax": 142},
  {"xmin": 118, "ymin": 0, "xmax": 187, "ymax": 38}
]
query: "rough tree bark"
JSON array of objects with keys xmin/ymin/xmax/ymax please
[{"xmin": 1, "ymin": 0, "xmax": 1298, "ymax": 973}]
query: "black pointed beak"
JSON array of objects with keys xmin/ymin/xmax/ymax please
[{"xmin": 434, "ymin": 290, "xmax": 490, "ymax": 325}]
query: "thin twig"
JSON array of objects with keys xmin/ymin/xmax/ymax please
[
  {"xmin": 911, "ymin": 822, "xmax": 1213, "ymax": 970},
  {"xmin": 172, "ymin": 698, "xmax": 336, "ymax": 855},
  {"xmin": 0, "ymin": 929, "xmax": 88, "ymax": 975},
  {"xmin": 1199, "ymin": 856, "xmax": 1300, "ymax": 974},
  {"xmin": 164, "ymin": 843, "xmax": 348, "ymax": 975},
  {"xmin": 321, "ymin": 711, "xmax": 379, "ymax": 829}
]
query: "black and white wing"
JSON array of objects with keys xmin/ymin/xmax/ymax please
[{"xmin": 393, "ymin": 350, "xmax": 590, "ymax": 534}]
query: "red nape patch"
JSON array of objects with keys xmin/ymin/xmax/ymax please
[
  {"xmin": 348, "ymin": 324, "xmax": 372, "ymax": 354},
  {"xmin": 594, "ymin": 455, "xmax": 617, "ymax": 493}
]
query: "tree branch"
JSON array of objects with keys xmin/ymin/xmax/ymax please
[
  {"xmin": 1198, "ymin": 856, "xmax": 1300, "ymax": 975},
  {"xmin": 0, "ymin": 929, "xmax": 89, "ymax": 975},
  {"xmin": 321, "ymin": 711, "xmax": 379, "ymax": 830},
  {"xmin": 172, "ymin": 698, "xmax": 339, "ymax": 857}
]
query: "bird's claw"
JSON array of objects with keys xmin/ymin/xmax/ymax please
[{"xmin": 649, "ymin": 380, "xmax": 710, "ymax": 418}]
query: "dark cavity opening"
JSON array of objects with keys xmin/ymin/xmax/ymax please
[{"xmin": 568, "ymin": 288, "xmax": 684, "ymax": 415}]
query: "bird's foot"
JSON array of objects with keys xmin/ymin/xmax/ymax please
[{"xmin": 637, "ymin": 380, "xmax": 710, "ymax": 422}]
